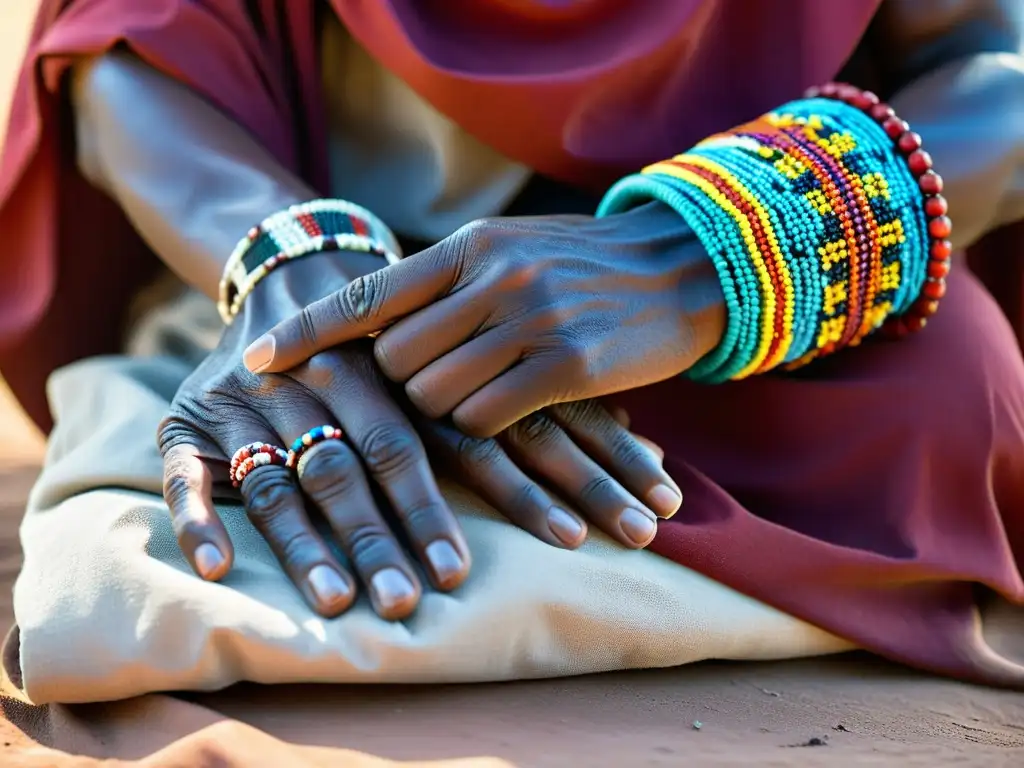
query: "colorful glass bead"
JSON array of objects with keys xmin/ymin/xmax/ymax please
[
  {"xmin": 597, "ymin": 80, "xmax": 950, "ymax": 379},
  {"xmin": 287, "ymin": 425, "xmax": 345, "ymax": 470},
  {"xmin": 229, "ymin": 442, "xmax": 289, "ymax": 487}
]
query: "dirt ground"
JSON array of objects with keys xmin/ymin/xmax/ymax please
[
  {"xmin": 0, "ymin": 4, "xmax": 1022, "ymax": 766},
  {"xmin": 0, "ymin": 1, "xmax": 46, "ymax": 638}
]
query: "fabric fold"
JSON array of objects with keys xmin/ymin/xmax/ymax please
[{"xmin": 11, "ymin": 293, "xmax": 851, "ymax": 705}]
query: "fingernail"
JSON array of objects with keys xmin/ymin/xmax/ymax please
[
  {"xmin": 243, "ymin": 334, "xmax": 275, "ymax": 373},
  {"xmin": 620, "ymin": 508, "xmax": 658, "ymax": 546},
  {"xmin": 307, "ymin": 564, "xmax": 351, "ymax": 607},
  {"xmin": 547, "ymin": 507, "xmax": 586, "ymax": 546},
  {"xmin": 425, "ymin": 540, "xmax": 465, "ymax": 588},
  {"xmin": 648, "ymin": 484, "xmax": 682, "ymax": 518},
  {"xmin": 194, "ymin": 542, "xmax": 226, "ymax": 579},
  {"xmin": 371, "ymin": 568, "xmax": 418, "ymax": 612}
]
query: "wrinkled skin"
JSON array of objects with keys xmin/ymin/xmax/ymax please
[
  {"xmin": 160, "ymin": 254, "xmax": 681, "ymax": 621},
  {"xmin": 246, "ymin": 203, "xmax": 728, "ymax": 437}
]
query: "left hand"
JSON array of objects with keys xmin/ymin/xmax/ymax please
[{"xmin": 243, "ymin": 203, "xmax": 727, "ymax": 437}]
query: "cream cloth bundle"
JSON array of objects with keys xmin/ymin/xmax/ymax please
[{"xmin": 11, "ymin": 288, "xmax": 853, "ymax": 704}]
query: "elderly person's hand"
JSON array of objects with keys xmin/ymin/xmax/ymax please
[
  {"xmin": 160, "ymin": 254, "xmax": 680, "ymax": 622},
  {"xmin": 242, "ymin": 203, "xmax": 726, "ymax": 437}
]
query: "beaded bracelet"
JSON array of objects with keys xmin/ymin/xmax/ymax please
[
  {"xmin": 597, "ymin": 83, "xmax": 950, "ymax": 382},
  {"xmin": 217, "ymin": 199, "xmax": 403, "ymax": 324}
]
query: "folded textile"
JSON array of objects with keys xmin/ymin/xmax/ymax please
[{"xmin": 10, "ymin": 290, "xmax": 850, "ymax": 705}]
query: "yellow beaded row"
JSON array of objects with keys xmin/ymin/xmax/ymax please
[
  {"xmin": 645, "ymin": 161, "xmax": 779, "ymax": 375},
  {"xmin": 675, "ymin": 154, "xmax": 796, "ymax": 371}
]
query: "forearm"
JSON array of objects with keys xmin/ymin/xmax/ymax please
[
  {"xmin": 871, "ymin": 0, "xmax": 1024, "ymax": 248},
  {"xmin": 71, "ymin": 51, "xmax": 383, "ymax": 304}
]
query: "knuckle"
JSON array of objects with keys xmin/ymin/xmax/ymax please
[
  {"xmin": 553, "ymin": 334, "xmax": 593, "ymax": 383},
  {"xmin": 449, "ymin": 219, "xmax": 506, "ymax": 274},
  {"xmin": 495, "ymin": 256, "xmax": 543, "ymax": 293},
  {"xmin": 455, "ymin": 218, "xmax": 497, "ymax": 251},
  {"xmin": 292, "ymin": 352, "xmax": 335, "ymax": 389},
  {"xmin": 398, "ymin": 499, "xmax": 450, "ymax": 536},
  {"xmin": 162, "ymin": 469, "xmax": 197, "ymax": 513},
  {"xmin": 404, "ymin": 381, "xmax": 448, "ymax": 419},
  {"xmin": 335, "ymin": 272, "xmax": 383, "ymax": 326},
  {"xmin": 453, "ymin": 433, "xmax": 504, "ymax": 473},
  {"xmin": 275, "ymin": 527, "xmax": 324, "ymax": 569},
  {"xmin": 533, "ymin": 305, "xmax": 573, "ymax": 330},
  {"xmin": 376, "ymin": 340, "xmax": 404, "ymax": 381},
  {"xmin": 298, "ymin": 442, "xmax": 361, "ymax": 499},
  {"xmin": 507, "ymin": 481, "xmax": 547, "ymax": 523},
  {"xmin": 504, "ymin": 411, "xmax": 561, "ymax": 450},
  {"xmin": 554, "ymin": 398, "xmax": 597, "ymax": 423},
  {"xmin": 343, "ymin": 523, "xmax": 400, "ymax": 567},
  {"xmin": 297, "ymin": 305, "xmax": 321, "ymax": 350},
  {"xmin": 554, "ymin": 400, "xmax": 612, "ymax": 431},
  {"xmin": 240, "ymin": 467, "xmax": 297, "ymax": 523},
  {"xmin": 604, "ymin": 429, "xmax": 650, "ymax": 467},
  {"xmin": 157, "ymin": 414, "xmax": 203, "ymax": 454},
  {"xmin": 357, "ymin": 422, "xmax": 423, "ymax": 478},
  {"xmin": 579, "ymin": 474, "xmax": 615, "ymax": 503}
]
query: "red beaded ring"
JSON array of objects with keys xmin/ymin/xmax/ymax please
[
  {"xmin": 806, "ymin": 83, "xmax": 951, "ymax": 336},
  {"xmin": 229, "ymin": 442, "xmax": 290, "ymax": 488}
]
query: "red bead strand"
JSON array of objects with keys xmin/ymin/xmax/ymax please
[{"xmin": 807, "ymin": 83, "xmax": 951, "ymax": 335}]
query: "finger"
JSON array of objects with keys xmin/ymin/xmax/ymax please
[
  {"xmin": 292, "ymin": 438, "xmax": 425, "ymax": 620},
  {"xmin": 500, "ymin": 411, "xmax": 660, "ymax": 549},
  {"xmin": 255, "ymin": 388, "xmax": 424, "ymax": 620},
  {"xmin": 606, "ymin": 405, "xmax": 631, "ymax": 429},
  {"xmin": 206, "ymin": 404, "xmax": 357, "ymax": 618},
  {"xmin": 238, "ymin": 461, "xmax": 356, "ymax": 617},
  {"xmin": 634, "ymin": 434, "xmax": 665, "ymax": 462},
  {"xmin": 403, "ymin": 327, "xmax": 524, "ymax": 419},
  {"xmin": 548, "ymin": 401, "xmax": 682, "ymax": 518},
  {"xmin": 160, "ymin": 436, "xmax": 234, "ymax": 582},
  {"xmin": 372, "ymin": 282, "xmax": 495, "ymax": 382},
  {"xmin": 302, "ymin": 350, "xmax": 472, "ymax": 593},
  {"xmin": 452, "ymin": 361, "xmax": 565, "ymax": 438},
  {"xmin": 243, "ymin": 242, "xmax": 461, "ymax": 374},
  {"xmin": 418, "ymin": 417, "xmax": 588, "ymax": 549}
]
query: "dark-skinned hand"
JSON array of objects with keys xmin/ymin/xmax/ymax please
[
  {"xmin": 243, "ymin": 202, "xmax": 727, "ymax": 438},
  {"xmin": 160, "ymin": 252, "xmax": 681, "ymax": 622}
]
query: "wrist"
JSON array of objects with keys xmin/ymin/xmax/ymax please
[
  {"xmin": 231, "ymin": 249, "xmax": 388, "ymax": 344},
  {"xmin": 615, "ymin": 202, "xmax": 727, "ymax": 363}
]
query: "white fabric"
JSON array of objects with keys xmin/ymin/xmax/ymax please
[{"xmin": 12, "ymin": 291, "xmax": 854, "ymax": 705}]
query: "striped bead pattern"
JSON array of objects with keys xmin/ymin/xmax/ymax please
[
  {"xmin": 287, "ymin": 425, "xmax": 344, "ymax": 472},
  {"xmin": 597, "ymin": 84, "xmax": 949, "ymax": 383},
  {"xmin": 217, "ymin": 200, "xmax": 403, "ymax": 324},
  {"xmin": 229, "ymin": 442, "xmax": 290, "ymax": 488}
]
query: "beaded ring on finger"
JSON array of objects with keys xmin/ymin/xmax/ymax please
[
  {"xmin": 230, "ymin": 442, "xmax": 290, "ymax": 488},
  {"xmin": 287, "ymin": 425, "xmax": 345, "ymax": 472}
]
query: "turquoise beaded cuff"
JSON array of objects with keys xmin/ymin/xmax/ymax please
[
  {"xmin": 597, "ymin": 83, "xmax": 951, "ymax": 383},
  {"xmin": 217, "ymin": 199, "xmax": 403, "ymax": 324}
]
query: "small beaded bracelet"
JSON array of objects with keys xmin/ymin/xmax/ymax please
[
  {"xmin": 597, "ymin": 82, "xmax": 950, "ymax": 382},
  {"xmin": 229, "ymin": 442, "xmax": 290, "ymax": 488},
  {"xmin": 217, "ymin": 199, "xmax": 403, "ymax": 324},
  {"xmin": 806, "ymin": 83, "xmax": 951, "ymax": 338}
]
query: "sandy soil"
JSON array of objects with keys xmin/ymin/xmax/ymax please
[
  {"xmin": 0, "ymin": 4, "xmax": 1022, "ymax": 765},
  {"xmin": 0, "ymin": 0, "xmax": 45, "ymax": 639}
]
